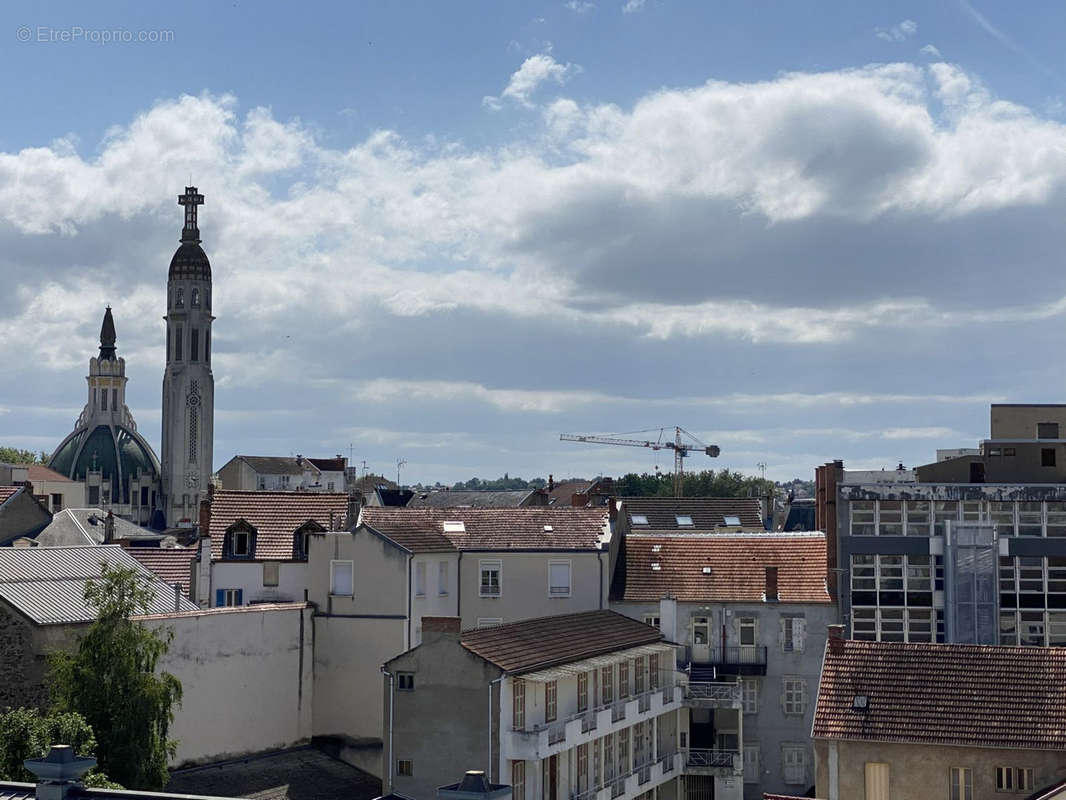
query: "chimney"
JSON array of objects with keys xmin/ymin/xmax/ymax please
[
  {"xmin": 104, "ymin": 511, "xmax": 115, "ymax": 544},
  {"xmin": 24, "ymin": 745, "xmax": 97, "ymax": 800},
  {"xmin": 658, "ymin": 595, "xmax": 677, "ymax": 642},
  {"xmin": 548, "ymin": 474, "xmax": 554, "ymax": 492},
  {"xmin": 196, "ymin": 537, "xmax": 212, "ymax": 608},
  {"xmin": 347, "ymin": 493, "xmax": 360, "ymax": 528},
  {"xmin": 827, "ymin": 624, "xmax": 845, "ymax": 652},
  {"xmin": 174, "ymin": 583, "xmax": 182, "ymax": 612},
  {"xmin": 765, "ymin": 566, "xmax": 779, "ymax": 602},
  {"xmin": 198, "ymin": 495, "xmax": 211, "ymax": 537},
  {"xmin": 422, "ymin": 616, "xmax": 462, "ymax": 645}
]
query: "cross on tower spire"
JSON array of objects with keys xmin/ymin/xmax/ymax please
[{"xmin": 177, "ymin": 186, "xmax": 205, "ymax": 243}]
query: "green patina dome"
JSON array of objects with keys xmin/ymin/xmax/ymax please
[{"xmin": 49, "ymin": 424, "xmax": 161, "ymax": 505}]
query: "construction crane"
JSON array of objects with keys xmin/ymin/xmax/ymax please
[{"xmin": 560, "ymin": 427, "xmax": 720, "ymax": 498}]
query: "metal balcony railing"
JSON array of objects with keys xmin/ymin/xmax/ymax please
[
  {"xmin": 685, "ymin": 748, "xmax": 740, "ymax": 769},
  {"xmin": 684, "ymin": 681, "xmax": 741, "ymax": 702},
  {"xmin": 708, "ymin": 646, "xmax": 767, "ymax": 665}
]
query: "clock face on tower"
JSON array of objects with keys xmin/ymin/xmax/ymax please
[{"xmin": 186, "ymin": 474, "xmax": 199, "ymax": 489}]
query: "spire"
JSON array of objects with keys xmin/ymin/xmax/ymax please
[
  {"xmin": 178, "ymin": 186, "xmax": 205, "ymax": 243},
  {"xmin": 99, "ymin": 306, "xmax": 117, "ymax": 360}
]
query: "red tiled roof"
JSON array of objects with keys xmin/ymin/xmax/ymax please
[
  {"xmin": 814, "ymin": 638, "xmax": 1066, "ymax": 750},
  {"xmin": 458, "ymin": 610, "xmax": 663, "ymax": 674},
  {"xmin": 26, "ymin": 465, "xmax": 76, "ymax": 483},
  {"xmin": 616, "ymin": 533, "xmax": 830, "ymax": 604},
  {"xmin": 209, "ymin": 490, "xmax": 349, "ymax": 560},
  {"xmin": 359, "ymin": 507, "xmax": 605, "ymax": 553},
  {"xmin": 621, "ymin": 497, "xmax": 764, "ymax": 529},
  {"xmin": 0, "ymin": 486, "xmax": 20, "ymax": 505},
  {"xmin": 127, "ymin": 548, "xmax": 197, "ymax": 597}
]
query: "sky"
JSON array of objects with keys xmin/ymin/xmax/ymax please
[{"xmin": 2, "ymin": 1, "xmax": 1066, "ymax": 485}]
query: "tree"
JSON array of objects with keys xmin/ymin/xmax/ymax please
[
  {"xmin": 0, "ymin": 447, "xmax": 46, "ymax": 465},
  {"xmin": 614, "ymin": 469, "xmax": 774, "ymax": 498},
  {"xmin": 0, "ymin": 707, "xmax": 118, "ymax": 786},
  {"xmin": 49, "ymin": 564, "xmax": 182, "ymax": 790}
]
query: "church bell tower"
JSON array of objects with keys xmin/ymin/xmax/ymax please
[{"xmin": 161, "ymin": 187, "xmax": 215, "ymax": 527}]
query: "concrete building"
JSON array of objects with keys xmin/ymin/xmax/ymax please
[
  {"xmin": 381, "ymin": 611, "xmax": 688, "ymax": 800},
  {"xmin": 832, "ymin": 405, "xmax": 1066, "ymax": 646},
  {"xmin": 610, "ymin": 532, "xmax": 834, "ymax": 799},
  {"xmin": 203, "ymin": 489, "xmax": 350, "ymax": 607},
  {"xmin": 813, "ymin": 628, "xmax": 1066, "ymax": 800},
  {"xmin": 0, "ymin": 463, "xmax": 85, "ymax": 513},
  {"xmin": 358, "ymin": 507, "xmax": 611, "ymax": 633},
  {"xmin": 217, "ymin": 454, "xmax": 347, "ymax": 492}
]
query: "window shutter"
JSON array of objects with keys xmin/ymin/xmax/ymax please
[
  {"xmin": 794, "ymin": 619, "xmax": 806, "ymax": 653},
  {"xmin": 779, "ymin": 618, "xmax": 786, "ymax": 650},
  {"xmin": 215, "ymin": 588, "xmax": 224, "ymax": 607},
  {"xmin": 236, "ymin": 589, "xmax": 243, "ymax": 605}
]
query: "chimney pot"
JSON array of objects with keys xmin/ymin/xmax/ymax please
[
  {"xmin": 764, "ymin": 566, "xmax": 779, "ymax": 602},
  {"xmin": 828, "ymin": 624, "xmax": 845, "ymax": 641}
]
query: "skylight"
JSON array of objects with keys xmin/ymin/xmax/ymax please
[
  {"xmin": 631, "ymin": 514, "xmax": 649, "ymax": 525},
  {"xmin": 543, "ymin": 525, "xmax": 554, "ymax": 532},
  {"xmin": 442, "ymin": 521, "xmax": 465, "ymax": 533},
  {"xmin": 675, "ymin": 515, "xmax": 694, "ymax": 527},
  {"xmin": 651, "ymin": 544, "xmax": 661, "ymax": 553},
  {"xmin": 702, "ymin": 566, "xmax": 712, "ymax": 575},
  {"xmin": 724, "ymin": 515, "xmax": 741, "ymax": 526},
  {"xmin": 651, "ymin": 562, "xmax": 661, "ymax": 571}
]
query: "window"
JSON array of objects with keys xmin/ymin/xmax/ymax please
[
  {"xmin": 511, "ymin": 761, "xmax": 525, "ymax": 800},
  {"xmin": 601, "ymin": 665, "xmax": 614, "ymax": 705},
  {"xmin": 1043, "ymin": 448, "xmax": 1057, "ymax": 467},
  {"xmin": 174, "ymin": 326, "xmax": 183, "ymax": 361},
  {"xmin": 477, "ymin": 618, "xmax": 503, "ymax": 628},
  {"xmin": 415, "ymin": 562, "xmax": 426, "ymax": 597},
  {"xmin": 851, "ymin": 500, "xmax": 875, "ymax": 535},
  {"xmin": 1038, "ymin": 422, "xmax": 1060, "ymax": 439},
  {"xmin": 631, "ymin": 514, "xmax": 649, "ymax": 525},
  {"xmin": 618, "ymin": 660, "xmax": 629, "ymax": 698},
  {"xmin": 649, "ymin": 653, "xmax": 659, "ymax": 690},
  {"xmin": 176, "ymin": 287, "xmax": 184, "ymax": 307},
  {"xmin": 634, "ymin": 656, "xmax": 645, "ymax": 694},
  {"xmin": 191, "ymin": 288, "xmax": 199, "ymax": 307},
  {"xmin": 782, "ymin": 677, "xmax": 806, "ymax": 715},
  {"xmin": 443, "ymin": 520, "xmax": 465, "ymax": 533},
  {"xmin": 782, "ymin": 617, "xmax": 806, "ymax": 653},
  {"xmin": 724, "ymin": 515, "xmax": 741, "ymax": 526},
  {"xmin": 52, "ymin": 493, "xmax": 63, "ymax": 511},
  {"xmin": 190, "ymin": 328, "xmax": 199, "ymax": 362},
  {"xmin": 545, "ymin": 680, "xmax": 557, "ymax": 722},
  {"xmin": 512, "ymin": 680, "xmax": 525, "ymax": 729},
  {"xmin": 996, "ymin": 766, "xmax": 1033, "ymax": 792},
  {"xmin": 396, "ymin": 760, "xmax": 412, "ymax": 777},
  {"xmin": 205, "ymin": 330, "xmax": 210, "ymax": 363},
  {"xmin": 576, "ymin": 745, "xmax": 588, "ymax": 794},
  {"xmin": 577, "ymin": 671, "xmax": 589, "ymax": 712},
  {"xmin": 643, "ymin": 614, "xmax": 660, "ymax": 628},
  {"xmin": 782, "ymin": 745, "xmax": 807, "ymax": 785},
  {"xmin": 950, "ymin": 766, "xmax": 973, "ymax": 800},
  {"xmin": 438, "ymin": 561, "xmax": 449, "ymax": 595},
  {"xmin": 111, "ymin": 389, "xmax": 117, "ymax": 410},
  {"xmin": 617, "ymin": 726, "xmax": 630, "ymax": 774},
  {"xmin": 675, "ymin": 515, "xmax": 694, "ymax": 527},
  {"xmin": 330, "ymin": 560, "xmax": 354, "ymax": 596},
  {"xmin": 262, "ymin": 562, "xmax": 279, "ymax": 587},
  {"xmin": 480, "ymin": 560, "xmax": 502, "ymax": 597},
  {"xmin": 549, "ymin": 560, "xmax": 571, "ymax": 597},
  {"xmin": 905, "ymin": 501, "xmax": 930, "ymax": 536},
  {"xmin": 743, "ymin": 745, "xmax": 760, "ymax": 783},
  {"xmin": 216, "ymin": 588, "xmax": 243, "ymax": 607},
  {"xmin": 101, "ymin": 389, "xmax": 108, "ymax": 411},
  {"xmin": 742, "ymin": 678, "xmax": 759, "ymax": 714},
  {"xmin": 739, "ymin": 617, "xmax": 757, "ymax": 646},
  {"xmin": 232, "ymin": 530, "xmax": 251, "ymax": 557},
  {"xmin": 88, "ymin": 485, "xmax": 99, "ymax": 505},
  {"xmin": 864, "ymin": 762, "xmax": 889, "ymax": 800},
  {"xmin": 879, "ymin": 501, "xmax": 902, "ymax": 535},
  {"xmin": 397, "ymin": 672, "xmax": 415, "ymax": 691}
]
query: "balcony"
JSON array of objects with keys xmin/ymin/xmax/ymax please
[
  {"xmin": 682, "ymin": 681, "xmax": 742, "ymax": 709},
  {"xmin": 683, "ymin": 748, "xmax": 742, "ymax": 776},
  {"xmin": 570, "ymin": 752, "xmax": 684, "ymax": 800},
  {"xmin": 688, "ymin": 646, "xmax": 767, "ymax": 676}
]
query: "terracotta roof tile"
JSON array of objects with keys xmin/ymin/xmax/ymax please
[
  {"xmin": 359, "ymin": 507, "xmax": 605, "ymax": 552},
  {"xmin": 406, "ymin": 490, "xmax": 533, "ymax": 509},
  {"xmin": 209, "ymin": 490, "xmax": 349, "ymax": 560},
  {"xmin": 621, "ymin": 497, "xmax": 764, "ymax": 529},
  {"xmin": 0, "ymin": 487, "xmax": 20, "ymax": 505},
  {"xmin": 616, "ymin": 533, "xmax": 830, "ymax": 604},
  {"xmin": 813, "ymin": 638, "xmax": 1066, "ymax": 750},
  {"xmin": 127, "ymin": 548, "xmax": 197, "ymax": 597},
  {"xmin": 26, "ymin": 465, "xmax": 77, "ymax": 483},
  {"xmin": 459, "ymin": 610, "xmax": 662, "ymax": 674}
]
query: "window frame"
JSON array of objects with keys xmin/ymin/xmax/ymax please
[
  {"xmin": 330, "ymin": 559, "xmax": 354, "ymax": 597},
  {"xmin": 950, "ymin": 766, "xmax": 973, "ymax": 800},
  {"xmin": 545, "ymin": 680, "xmax": 557, "ymax": 723},
  {"xmin": 781, "ymin": 744, "xmax": 807, "ymax": 785},
  {"xmin": 397, "ymin": 672, "xmax": 415, "ymax": 691},
  {"xmin": 396, "ymin": 760, "xmax": 413, "ymax": 777},
  {"xmin": 438, "ymin": 560, "xmax": 449, "ymax": 596},
  {"xmin": 479, "ymin": 559, "xmax": 502, "ymax": 598},
  {"xmin": 548, "ymin": 559, "xmax": 572, "ymax": 598},
  {"xmin": 782, "ymin": 677, "xmax": 807, "ymax": 715},
  {"xmin": 512, "ymin": 679, "xmax": 526, "ymax": 730},
  {"xmin": 742, "ymin": 678, "xmax": 759, "ymax": 714},
  {"xmin": 414, "ymin": 561, "xmax": 426, "ymax": 597}
]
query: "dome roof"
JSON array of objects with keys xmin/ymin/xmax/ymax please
[
  {"xmin": 169, "ymin": 242, "xmax": 211, "ymax": 281},
  {"xmin": 50, "ymin": 424, "xmax": 161, "ymax": 505}
]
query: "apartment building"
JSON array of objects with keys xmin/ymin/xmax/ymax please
[
  {"xmin": 611, "ymin": 532, "xmax": 833, "ymax": 799},
  {"xmin": 813, "ymin": 627, "xmax": 1066, "ymax": 800},
  {"xmin": 831, "ymin": 404, "xmax": 1066, "ymax": 646},
  {"xmin": 217, "ymin": 454, "xmax": 347, "ymax": 492},
  {"xmin": 382, "ymin": 611, "xmax": 690, "ymax": 800},
  {"xmin": 358, "ymin": 506, "xmax": 610, "ymax": 632}
]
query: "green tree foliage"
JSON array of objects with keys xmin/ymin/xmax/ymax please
[
  {"xmin": 0, "ymin": 447, "xmax": 46, "ymax": 465},
  {"xmin": 451, "ymin": 474, "xmax": 547, "ymax": 491},
  {"xmin": 615, "ymin": 469, "xmax": 775, "ymax": 498},
  {"xmin": 49, "ymin": 564, "xmax": 182, "ymax": 790},
  {"xmin": 0, "ymin": 707, "xmax": 118, "ymax": 786}
]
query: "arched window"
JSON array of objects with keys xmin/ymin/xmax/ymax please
[
  {"xmin": 191, "ymin": 288, "xmax": 200, "ymax": 307},
  {"xmin": 205, "ymin": 289, "xmax": 211, "ymax": 309},
  {"xmin": 176, "ymin": 287, "xmax": 184, "ymax": 308}
]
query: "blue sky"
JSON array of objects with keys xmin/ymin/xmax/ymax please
[{"xmin": 2, "ymin": 1, "xmax": 1066, "ymax": 484}]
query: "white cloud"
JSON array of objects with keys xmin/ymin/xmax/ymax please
[
  {"xmin": 622, "ymin": 0, "xmax": 646, "ymax": 13},
  {"xmin": 486, "ymin": 54, "xmax": 580, "ymax": 109},
  {"xmin": 876, "ymin": 19, "xmax": 918, "ymax": 42},
  {"xmin": 920, "ymin": 43, "xmax": 942, "ymax": 58},
  {"xmin": 564, "ymin": 0, "xmax": 596, "ymax": 12}
]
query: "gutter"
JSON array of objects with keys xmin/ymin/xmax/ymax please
[
  {"xmin": 457, "ymin": 551, "xmax": 462, "ymax": 619},
  {"xmin": 487, "ymin": 675, "xmax": 504, "ymax": 782},
  {"xmin": 381, "ymin": 666, "xmax": 396, "ymax": 792},
  {"xmin": 406, "ymin": 554, "xmax": 413, "ymax": 650}
]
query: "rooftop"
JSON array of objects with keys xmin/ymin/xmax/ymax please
[
  {"xmin": 406, "ymin": 489, "xmax": 533, "ymax": 508},
  {"xmin": 233, "ymin": 456, "xmax": 321, "ymax": 477},
  {"xmin": 0, "ymin": 486, "xmax": 21, "ymax": 505},
  {"xmin": 359, "ymin": 507, "xmax": 606, "ymax": 553},
  {"xmin": 620, "ymin": 496, "xmax": 764, "ymax": 529},
  {"xmin": 209, "ymin": 490, "xmax": 349, "ymax": 560},
  {"xmin": 0, "ymin": 545, "xmax": 196, "ymax": 624},
  {"xmin": 127, "ymin": 547, "xmax": 197, "ymax": 598},
  {"xmin": 25, "ymin": 464, "xmax": 78, "ymax": 483},
  {"xmin": 458, "ymin": 609, "xmax": 663, "ymax": 675},
  {"xmin": 614, "ymin": 532, "xmax": 830, "ymax": 604},
  {"xmin": 814, "ymin": 637, "xmax": 1066, "ymax": 750},
  {"xmin": 35, "ymin": 508, "xmax": 166, "ymax": 547}
]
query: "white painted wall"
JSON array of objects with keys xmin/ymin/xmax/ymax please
[
  {"xmin": 209, "ymin": 561, "xmax": 308, "ymax": 606},
  {"xmin": 410, "ymin": 553, "xmax": 459, "ymax": 644},
  {"xmin": 142, "ymin": 603, "xmax": 313, "ymax": 766}
]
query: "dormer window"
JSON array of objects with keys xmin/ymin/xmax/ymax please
[
  {"xmin": 293, "ymin": 520, "xmax": 324, "ymax": 560},
  {"xmin": 233, "ymin": 531, "xmax": 250, "ymax": 556},
  {"xmin": 225, "ymin": 520, "xmax": 257, "ymax": 559},
  {"xmin": 675, "ymin": 515, "xmax": 694, "ymax": 527},
  {"xmin": 631, "ymin": 514, "xmax": 649, "ymax": 526}
]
